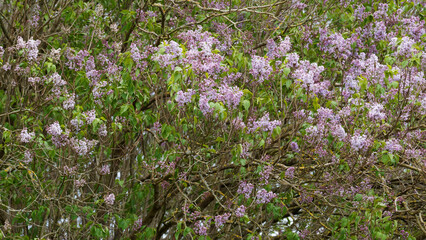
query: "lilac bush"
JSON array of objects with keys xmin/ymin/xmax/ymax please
[{"xmin": 0, "ymin": 0, "xmax": 425, "ymax": 239}]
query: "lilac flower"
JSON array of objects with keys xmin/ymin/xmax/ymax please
[
  {"xmin": 83, "ymin": 110, "xmax": 96, "ymax": 124},
  {"xmin": 133, "ymin": 218, "xmax": 143, "ymax": 231},
  {"xmin": 194, "ymin": 221, "xmax": 208, "ymax": 236},
  {"xmin": 74, "ymin": 179, "xmax": 86, "ymax": 188},
  {"xmin": 64, "ymin": 165, "xmax": 77, "ymax": 176},
  {"xmin": 290, "ymin": 142, "xmax": 299, "ymax": 152},
  {"xmin": 215, "ymin": 213, "xmax": 230, "ymax": 228},
  {"xmin": 235, "ymin": 205, "xmax": 246, "ymax": 217},
  {"xmin": 286, "ymin": 167, "xmax": 295, "ymax": 179},
  {"xmin": 368, "ymin": 103, "xmax": 386, "ymax": 121},
  {"xmin": 256, "ymin": 189, "xmax": 277, "ymax": 204},
  {"xmin": 350, "ymin": 132, "xmax": 368, "ymax": 151},
  {"xmin": 374, "ymin": 21, "xmax": 387, "ymax": 41},
  {"xmin": 218, "ymin": 85, "xmax": 243, "ymax": 109},
  {"xmin": 250, "ymin": 55, "xmax": 272, "ymax": 83},
  {"xmin": 63, "ymin": 93, "xmax": 75, "ymax": 110},
  {"xmin": 98, "ymin": 124, "xmax": 107, "ymax": 137},
  {"xmin": 70, "ymin": 137, "xmax": 98, "ymax": 156},
  {"xmin": 23, "ymin": 150, "xmax": 33, "ymax": 164},
  {"xmin": 277, "ymin": 36, "xmax": 291, "ymax": 56},
  {"xmin": 231, "ymin": 117, "xmax": 246, "ymax": 130},
  {"xmin": 99, "ymin": 164, "xmax": 110, "ymax": 175},
  {"xmin": 385, "ymin": 139, "xmax": 402, "ymax": 153},
  {"xmin": 104, "ymin": 193, "xmax": 115, "ymax": 205},
  {"xmin": 20, "ymin": 128, "xmax": 35, "ymax": 143},
  {"xmin": 331, "ymin": 125, "xmax": 347, "ymax": 141},
  {"xmin": 199, "ymin": 94, "xmax": 213, "ymax": 116},
  {"xmin": 175, "ymin": 89, "xmax": 195, "ymax": 106},
  {"xmin": 249, "ymin": 113, "xmax": 281, "ymax": 133},
  {"xmin": 47, "ymin": 122, "xmax": 62, "ymax": 136},
  {"xmin": 70, "ymin": 118, "xmax": 84, "ymax": 132},
  {"xmin": 237, "ymin": 181, "xmax": 254, "ymax": 199},
  {"xmin": 260, "ymin": 165, "xmax": 273, "ymax": 184}
]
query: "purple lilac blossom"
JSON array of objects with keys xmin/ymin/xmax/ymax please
[
  {"xmin": 256, "ymin": 189, "xmax": 277, "ymax": 204},
  {"xmin": 104, "ymin": 193, "xmax": 115, "ymax": 205},
  {"xmin": 235, "ymin": 205, "xmax": 246, "ymax": 217},
  {"xmin": 367, "ymin": 103, "xmax": 386, "ymax": 121},
  {"xmin": 250, "ymin": 55, "xmax": 272, "ymax": 83},
  {"xmin": 20, "ymin": 128, "xmax": 35, "ymax": 143},
  {"xmin": 286, "ymin": 167, "xmax": 295, "ymax": 179},
  {"xmin": 350, "ymin": 132, "xmax": 368, "ymax": 151},
  {"xmin": 385, "ymin": 139, "xmax": 402, "ymax": 152},
  {"xmin": 237, "ymin": 181, "xmax": 254, "ymax": 199},
  {"xmin": 23, "ymin": 150, "xmax": 33, "ymax": 164},
  {"xmin": 175, "ymin": 89, "xmax": 195, "ymax": 106},
  {"xmin": 194, "ymin": 221, "xmax": 208, "ymax": 236},
  {"xmin": 100, "ymin": 165, "xmax": 110, "ymax": 175},
  {"xmin": 249, "ymin": 113, "xmax": 281, "ymax": 133},
  {"xmin": 215, "ymin": 213, "xmax": 230, "ymax": 227}
]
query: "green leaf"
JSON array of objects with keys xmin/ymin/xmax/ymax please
[{"xmin": 242, "ymin": 100, "xmax": 250, "ymax": 111}]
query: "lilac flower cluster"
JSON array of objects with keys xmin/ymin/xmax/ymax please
[
  {"xmin": 248, "ymin": 113, "xmax": 281, "ymax": 133},
  {"xmin": 133, "ymin": 218, "xmax": 143, "ymax": 231},
  {"xmin": 20, "ymin": 128, "xmax": 35, "ymax": 143},
  {"xmin": 350, "ymin": 132, "xmax": 369, "ymax": 152},
  {"xmin": 267, "ymin": 36, "xmax": 291, "ymax": 59},
  {"xmin": 104, "ymin": 193, "xmax": 115, "ymax": 205},
  {"xmin": 235, "ymin": 205, "xmax": 246, "ymax": 217},
  {"xmin": 214, "ymin": 213, "xmax": 230, "ymax": 227},
  {"xmin": 74, "ymin": 179, "xmax": 86, "ymax": 188},
  {"xmin": 250, "ymin": 55, "xmax": 272, "ymax": 83},
  {"xmin": 16, "ymin": 37, "xmax": 41, "ymax": 62},
  {"xmin": 260, "ymin": 165, "xmax": 273, "ymax": 184},
  {"xmin": 217, "ymin": 85, "xmax": 243, "ymax": 109},
  {"xmin": 175, "ymin": 89, "xmax": 195, "ymax": 106},
  {"xmin": 99, "ymin": 164, "xmax": 110, "ymax": 175},
  {"xmin": 319, "ymin": 29, "xmax": 352, "ymax": 60},
  {"xmin": 285, "ymin": 167, "xmax": 295, "ymax": 179},
  {"xmin": 255, "ymin": 189, "xmax": 277, "ymax": 204},
  {"xmin": 23, "ymin": 150, "xmax": 33, "ymax": 164},
  {"xmin": 237, "ymin": 181, "xmax": 254, "ymax": 199},
  {"xmin": 194, "ymin": 221, "xmax": 208, "ymax": 236},
  {"xmin": 98, "ymin": 124, "xmax": 107, "ymax": 137},
  {"xmin": 70, "ymin": 137, "xmax": 98, "ymax": 156},
  {"xmin": 385, "ymin": 139, "xmax": 402, "ymax": 153},
  {"xmin": 152, "ymin": 41, "xmax": 182, "ymax": 69},
  {"xmin": 367, "ymin": 103, "xmax": 386, "ymax": 121}
]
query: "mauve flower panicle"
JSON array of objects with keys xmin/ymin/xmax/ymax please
[
  {"xmin": 367, "ymin": 103, "xmax": 386, "ymax": 121},
  {"xmin": 285, "ymin": 167, "xmax": 295, "ymax": 179},
  {"xmin": 63, "ymin": 93, "xmax": 75, "ymax": 110},
  {"xmin": 260, "ymin": 165, "xmax": 273, "ymax": 184},
  {"xmin": 98, "ymin": 124, "xmax": 107, "ymax": 137},
  {"xmin": 99, "ymin": 164, "xmax": 110, "ymax": 175},
  {"xmin": 20, "ymin": 128, "xmax": 35, "ymax": 143},
  {"xmin": 350, "ymin": 132, "xmax": 368, "ymax": 152},
  {"xmin": 290, "ymin": 141, "xmax": 299, "ymax": 152},
  {"xmin": 23, "ymin": 150, "xmax": 33, "ymax": 164},
  {"xmin": 104, "ymin": 193, "xmax": 115, "ymax": 205},
  {"xmin": 47, "ymin": 122, "xmax": 62, "ymax": 136},
  {"xmin": 250, "ymin": 55, "xmax": 272, "ymax": 83},
  {"xmin": 237, "ymin": 181, "xmax": 254, "ymax": 199},
  {"xmin": 194, "ymin": 221, "xmax": 208, "ymax": 236},
  {"xmin": 176, "ymin": 89, "xmax": 195, "ymax": 106},
  {"xmin": 74, "ymin": 179, "xmax": 86, "ymax": 188},
  {"xmin": 255, "ymin": 189, "xmax": 277, "ymax": 204},
  {"xmin": 385, "ymin": 139, "xmax": 402, "ymax": 153},
  {"xmin": 215, "ymin": 213, "xmax": 230, "ymax": 227},
  {"xmin": 235, "ymin": 205, "xmax": 246, "ymax": 217},
  {"xmin": 249, "ymin": 113, "xmax": 281, "ymax": 133},
  {"xmin": 133, "ymin": 218, "xmax": 143, "ymax": 231},
  {"xmin": 83, "ymin": 110, "xmax": 96, "ymax": 124}
]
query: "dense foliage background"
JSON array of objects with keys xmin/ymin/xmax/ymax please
[{"xmin": 0, "ymin": 0, "xmax": 425, "ymax": 239}]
